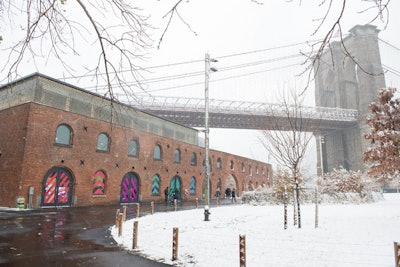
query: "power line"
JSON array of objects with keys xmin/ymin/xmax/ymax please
[{"xmin": 59, "ymin": 40, "xmax": 315, "ymax": 81}]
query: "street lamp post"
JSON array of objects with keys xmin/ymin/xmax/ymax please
[{"xmin": 204, "ymin": 52, "xmax": 217, "ymax": 221}]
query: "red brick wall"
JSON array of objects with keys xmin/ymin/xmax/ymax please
[
  {"xmin": 1, "ymin": 103, "xmax": 272, "ymax": 208},
  {"xmin": 0, "ymin": 105, "xmax": 30, "ymax": 207}
]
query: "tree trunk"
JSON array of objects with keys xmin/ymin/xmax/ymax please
[
  {"xmin": 295, "ymin": 180, "xmax": 301, "ymax": 228},
  {"xmin": 293, "ymin": 189, "xmax": 297, "ymax": 226}
]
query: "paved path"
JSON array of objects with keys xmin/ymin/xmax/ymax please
[{"xmin": 0, "ymin": 199, "xmax": 235, "ymax": 266}]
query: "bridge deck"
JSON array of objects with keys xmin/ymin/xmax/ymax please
[{"xmin": 133, "ymin": 96, "xmax": 359, "ymax": 131}]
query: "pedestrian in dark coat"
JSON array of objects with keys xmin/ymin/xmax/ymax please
[
  {"xmin": 231, "ymin": 188, "xmax": 236, "ymax": 203},
  {"xmin": 164, "ymin": 187, "xmax": 169, "ymax": 202}
]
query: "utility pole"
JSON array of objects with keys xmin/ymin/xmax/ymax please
[{"xmin": 204, "ymin": 52, "xmax": 217, "ymax": 221}]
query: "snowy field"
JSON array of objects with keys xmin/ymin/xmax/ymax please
[{"xmin": 111, "ymin": 194, "xmax": 400, "ymax": 266}]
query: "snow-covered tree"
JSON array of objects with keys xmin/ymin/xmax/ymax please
[{"xmin": 364, "ymin": 88, "xmax": 400, "ymax": 180}]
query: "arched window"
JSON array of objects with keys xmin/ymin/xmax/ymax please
[
  {"xmin": 190, "ymin": 176, "xmax": 196, "ymax": 195},
  {"xmin": 128, "ymin": 139, "xmax": 139, "ymax": 157},
  {"xmin": 249, "ymin": 165, "xmax": 252, "ymax": 176},
  {"xmin": 248, "ymin": 181, "xmax": 254, "ymax": 191},
  {"xmin": 217, "ymin": 178, "xmax": 222, "ymax": 189},
  {"xmin": 230, "ymin": 160, "xmax": 234, "ymax": 170},
  {"xmin": 55, "ymin": 124, "xmax": 72, "ymax": 146},
  {"xmin": 216, "ymin": 157, "xmax": 222, "ymax": 169},
  {"xmin": 202, "ymin": 157, "xmax": 212, "ymax": 172},
  {"xmin": 190, "ymin": 152, "xmax": 197, "ymax": 166},
  {"xmin": 174, "ymin": 149, "xmax": 181, "ymax": 163},
  {"xmin": 241, "ymin": 163, "xmax": 245, "ymax": 173},
  {"xmin": 92, "ymin": 170, "xmax": 106, "ymax": 196},
  {"xmin": 97, "ymin": 133, "xmax": 110, "ymax": 152},
  {"xmin": 151, "ymin": 174, "xmax": 160, "ymax": 195},
  {"xmin": 153, "ymin": 144, "xmax": 162, "ymax": 160}
]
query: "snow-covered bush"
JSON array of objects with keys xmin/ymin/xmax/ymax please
[
  {"xmin": 317, "ymin": 168, "xmax": 380, "ymax": 196},
  {"xmin": 242, "ymin": 167, "xmax": 383, "ymax": 205}
]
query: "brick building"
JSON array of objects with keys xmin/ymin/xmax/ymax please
[{"xmin": 0, "ymin": 73, "xmax": 272, "ymax": 209}]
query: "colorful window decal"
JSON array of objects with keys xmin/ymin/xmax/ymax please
[
  {"xmin": 42, "ymin": 167, "xmax": 73, "ymax": 207},
  {"xmin": 92, "ymin": 170, "xmax": 106, "ymax": 196},
  {"xmin": 169, "ymin": 176, "xmax": 182, "ymax": 200},
  {"xmin": 151, "ymin": 174, "xmax": 160, "ymax": 195},
  {"xmin": 190, "ymin": 176, "xmax": 196, "ymax": 195},
  {"xmin": 120, "ymin": 172, "xmax": 140, "ymax": 203}
]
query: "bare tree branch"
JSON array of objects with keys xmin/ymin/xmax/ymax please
[{"xmin": 0, "ymin": 0, "xmax": 152, "ymax": 103}]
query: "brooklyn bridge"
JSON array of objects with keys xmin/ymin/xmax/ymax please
[{"xmin": 133, "ymin": 24, "xmax": 395, "ymax": 175}]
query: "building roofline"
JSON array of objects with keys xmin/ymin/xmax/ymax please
[{"xmin": 0, "ymin": 72, "xmax": 198, "ymax": 132}]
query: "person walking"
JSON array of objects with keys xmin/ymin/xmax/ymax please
[
  {"xmin": 215, "ymin": 188, "xmax": 221, "ymax": 205},
  {"xmin": 231, "ymin": 188, "xmax": 236, "ymax": 203},
  {"xmin": 164, "ymin": 187, "xmax": 169, "ymax": 202}
]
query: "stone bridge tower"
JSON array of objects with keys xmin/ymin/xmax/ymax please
[{"xmin": 314, "ymin": 24, "xmax": 386, "ymax": 175}]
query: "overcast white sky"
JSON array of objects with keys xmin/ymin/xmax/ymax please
[{"xmin": 1, "ymin": 1, "xmax": 400, "ymax": 177}]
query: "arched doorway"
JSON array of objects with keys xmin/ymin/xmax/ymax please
[
  {"xmin": 225, "ymin": 174, "xmax": 237, "ymax": 196},
  {"xmin": 169, "ymin": 175, "xmax": 182, "ymax": 200},
  {"xmin": 41, "ymin": 167, "xmax": 74, "ymax": 207},
  {"xmin": 120, "ymin": 172, "xmax": 140, "ymax": 204}
]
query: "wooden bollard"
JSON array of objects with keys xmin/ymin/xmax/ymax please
[
  {"xmin": 394, "ymin": 242, "xmax": 400, "ymax": 267},
  {"xmin": 239, "ymin": 234, "xmax": 246, "ymax": 267},
  {"xmin": 196, "ymin": 198, "xmax": 198, "ymax": 209},
  {"xmin": 172, "ymin": 227, "xmax": 179, "ymax": 261},
  {"xmin": 151, "ymin": 201, "xmax": 154, "ymax": 215},
  {"xmin": 122, "ymin": 205, "xmax": 127, "ymax": 222},
  {"xmin": 118, "ymin": 213, "xmax": 123, "ymax": 237},
  {"xmin": 136, "ymin": 203, "xmax": 140, "ymax": 218},
  {"xmin": 174, "ymin": 199, "xmax": 177, "ymax": 211},
  {"xmin": 132, "ymin": 221, "xmax": 138, "ymax": 249},
  {"xmin": 115, "ymin": 209, "xmax": 120, "ymax": 227}
]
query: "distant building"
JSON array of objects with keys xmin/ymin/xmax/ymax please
[{"xmin": 0, "ymin": 73, "xmax": 272, "ymax": 208}]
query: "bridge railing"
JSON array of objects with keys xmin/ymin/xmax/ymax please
[{"xmin": 133, "ymin": 96, "xmax": 358, "ymax": 122}]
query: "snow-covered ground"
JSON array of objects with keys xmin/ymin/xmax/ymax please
[{"xmin": 111, "ymin": 194, "xmax": 400, "ymax": 266}]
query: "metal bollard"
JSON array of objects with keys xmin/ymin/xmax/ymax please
[{"xmin": 151, "ymin": 201, "xmax": 154, "ymax": 215}]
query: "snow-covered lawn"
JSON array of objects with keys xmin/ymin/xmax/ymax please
[{"xmin": 111, "ymin": 194, "xmax": 400, "ymax": 266}]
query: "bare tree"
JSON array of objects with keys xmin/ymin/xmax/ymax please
[
  {"xmin": 364, "ymin": 87, "xmax": 400, "ymax": 180},
  {"xmin": 259, "ymin": 89, "xmax": 314, "ymax": 228},
  {"xmin": 0, "ymin": 0, "xmax": 152, "ymax": 102}
]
